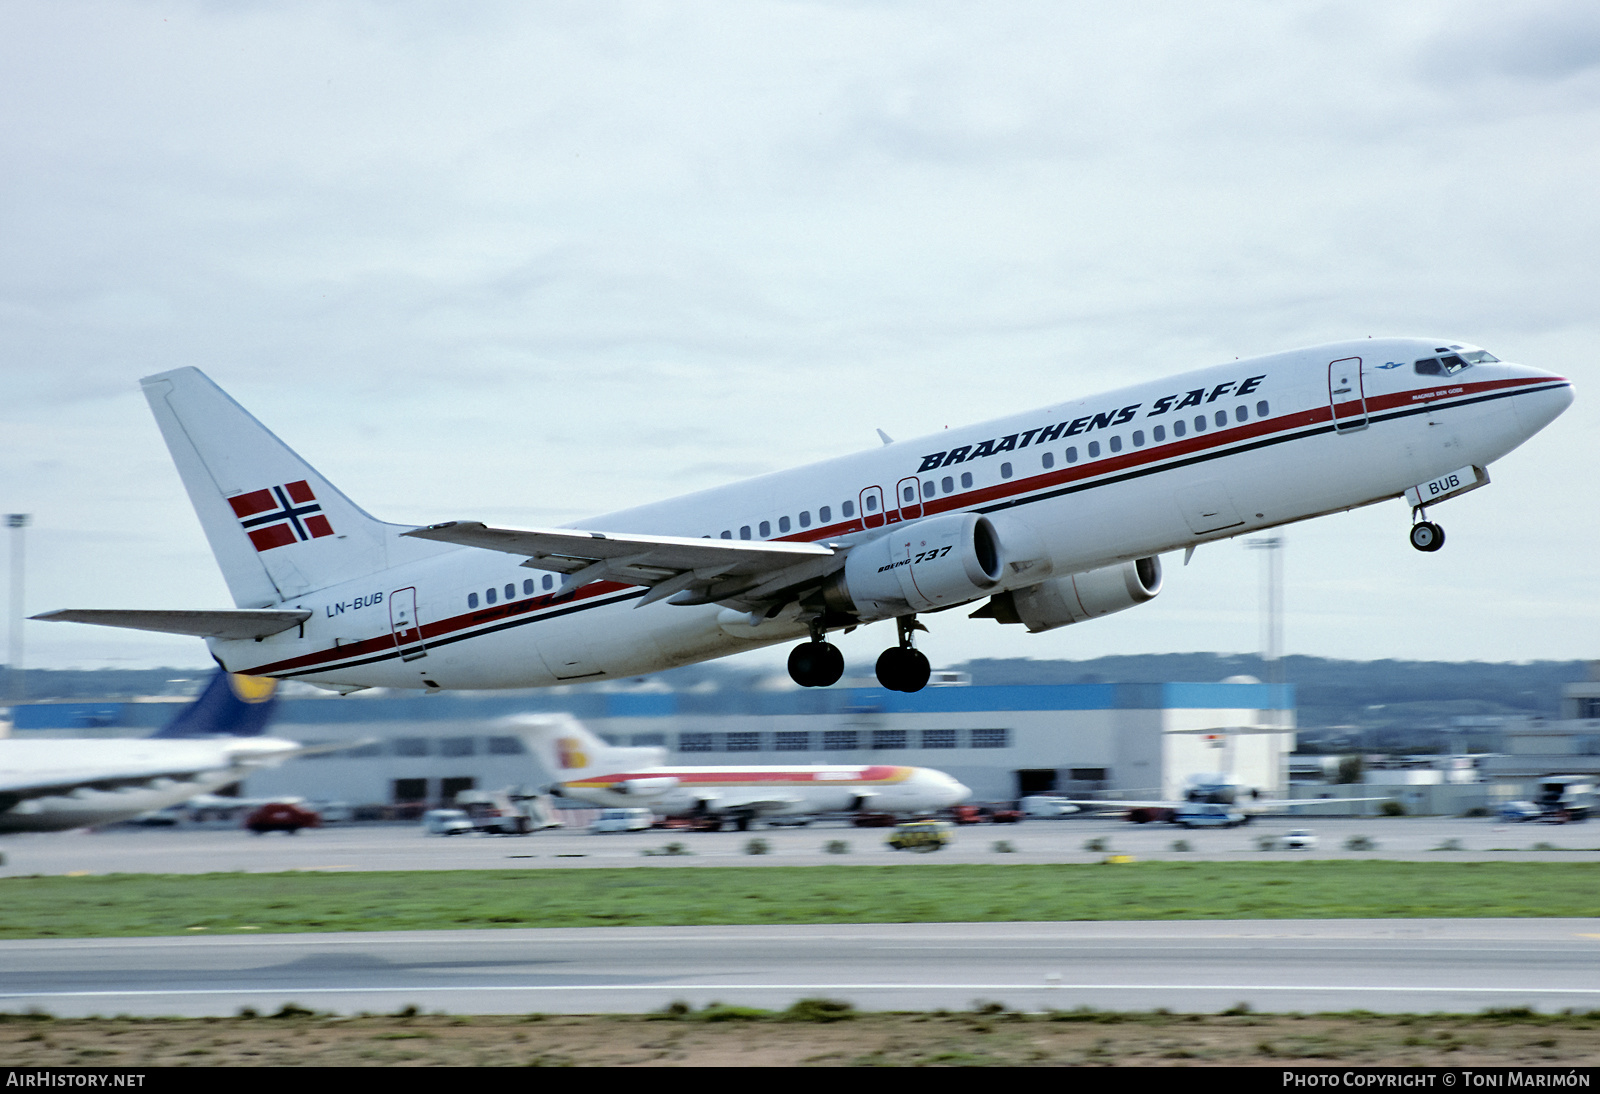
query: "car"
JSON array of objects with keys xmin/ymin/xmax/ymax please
[
  {"xmin": 422, "ymin": 808, "xmax": 476, "ymax": 836},
  {"xmin": 887, "ymin": 820, "xmax": 952, "ymax": 852},
  {"xmin": 244, "ymin": 801, "xmax": 320, "ymax": 834},
  {"xmin": 591, "ymin": 808, "xmax": 654, "ymax": 833},
  {"xmin": 1283, "ymin": 828, "xmax": 1318, "ymax": 849},
  {"xmin": 1497, "ymin": 801, "xmax": 1542, "ymax": 823},
  {"xmin": 1174, "ymin": 804, "xmax": 1247, "ymax": 828}
]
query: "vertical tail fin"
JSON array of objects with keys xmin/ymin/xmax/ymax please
[
  {"xmin": 141, "ymin": 367, "xmax": 397, "ymax": 606},
  {"xmin": 500, "ymin": 714, "xmax": 667, "ymax": 782},
  {"xmin": 149, "ymin": 671, "xmax": 280, "ymax": 739}
]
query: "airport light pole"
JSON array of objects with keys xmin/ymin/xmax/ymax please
[
  {"xmin": 7, "ymin": 513, "xmax": 28, "ymax": 707},
  {"xmin": 1245, "ymin": 535, "xmax": 1286, "ymax": 792}
]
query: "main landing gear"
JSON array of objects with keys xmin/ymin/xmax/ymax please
[
  {"xmin": 875, "ymin": 615, "xmax": 931, "ymax": 694},
  {"xmin": 787, "ymin": 619, "xmax": 845, "ymax": 688},
  {"xmin": 785, "ymin": 615, "xmax": 934, "ymax": 693},
  {"xmin": 1409, "ymin": 507, "xmax": 1445, "ymax": 553}
]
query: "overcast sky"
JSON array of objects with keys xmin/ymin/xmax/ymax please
[{"xmin": 3, "ymin": 1, "xmax": 1597, "ymax": 676}]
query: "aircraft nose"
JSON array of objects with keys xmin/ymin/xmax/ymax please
[
  {"xmin": 1515, "ymin": 371, "xmax": 1575, "ymax": 434},
  {"xmin": 943, "ymin": 777, "xmax": 972, "ymax": 805}
]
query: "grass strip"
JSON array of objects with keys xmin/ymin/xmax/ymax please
[{"xmin": 0, "ymin": 861, "xmax": 1596, "ymax": 939}]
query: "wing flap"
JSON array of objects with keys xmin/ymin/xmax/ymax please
[
  {"xmin": 403, "ymin": 522, "xmax": 836, "ymax": 604},
  {"xmin": 32, "ymin": 609, "xmax": 312, "ymax": 640}
]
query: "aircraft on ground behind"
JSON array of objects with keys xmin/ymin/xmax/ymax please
[
  {"xmin": 1064, "ymin": 771, "xmax": 1393, "ymax": 826},
  {"xmin": 508, "ymin": 713, "xmax": 970, "ymax": 829},
  {"xmin": 0, "ymin": 671, "xmax": 302, "ymax": 833},
  {"xmin": 36, "ymin": 339, "xmax": 1572, "ymax": 694}
]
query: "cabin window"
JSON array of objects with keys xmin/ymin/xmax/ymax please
[
  {"xmin": 1132, "ymin": 430, "xmax": 1144, "ymax": 446},
  {"xmin": 543, "ymin": 574, "xmax": 553, "ymax": 590},
  {"xmin": 1109, "ymin": 436, "xmax": 1122, "ymax": 453},
  {"xmin": 798, "ymin": 511, "xmax": 811, "ymax": 528},
  {"xmin": 779, "ymin": 515, "xmax": 791, "ymax": 533},
  {"xmin": 1193, "ymin": 415, "xmax": 1207, "ymax": 432},
  {"xmin": 759, "ymin": 520, "xmax": 771, "ymax": 537},
  {"xmin": 1087, "ymin": 441, "xmax": 1100, "ymax": 458},
  {"xmin": 819, "ymin": 505, "xmax": 831, "ymax": 523},
  {"xmin": 842, "ymin": 500, "xmax": 855, "ymax": 518},
  {"xmin": 1215, "ymin": 410, "xmax": 1227, "ymax": 428},
  {"xmin": 1153, "ymin": 425, "xmax": 1165, "ymax": 442},
  {"xmin": 504, "ymin": 584, "xmax": 515, "ymax": 600},
  {"xmin": 485, "ymin": 587, "xmax": 497, "ymax": 605},
  {"xmin": 1173, "ymin": 419, "xmax": 1186, "ymax": 437},
  {"xmin": 1000, "ymin": 462, "xmax": 1013, "ymax": 478},
  {"xmin": 960, "ymin": 471, "xmax": 974, "ymax": 488},
  {"xmin": 739, "ymin": 525, "xmax": 751, "ymax": 540},
  {"xmin": 468, "ymin": 592, "xmax": 479, "ymax": 609},
  {"xmin": 865, "ymin": 495, "xmax": 878, "ymax": 512},
  {"xmin": 1235, "ymin": 405, "xmax": 1248, "ymax": 423},
  {"xmin": 1041, "ymin": 451, "xmax": 1054, "ymax": 469},
  {"xmin": 720, "ymin": 530, "xmax": 732, "ymax": 539},
  {"xmin": 1257, "ymin": 400, "xmax": 1269, "ymax": 418},
  {"xmin": 903, "ymin": 484, "xmax": 916, "ymax": 502},
  {"xmin": 1065, "ymin": 446, "xmax": 1078, "ymax": 463},
  {"xmin": 523, "ymin": 579, "xmax": 534, "ymax": 596},
  {"xmin": 941, "ymin": 476, "xmax": 954, "ymax": 493}
]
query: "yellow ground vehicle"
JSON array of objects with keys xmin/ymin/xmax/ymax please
[{"xmin": 887, "ymin": 820, "xmax": 951, "ymax": 852}]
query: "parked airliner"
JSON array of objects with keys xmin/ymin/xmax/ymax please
[
  {"xmin": 0, "ymin": 671, "xmax": 301, "ymax": 832},
  {"xmin": 38, "ymin": 339, "xmax": 1571, "ymax": 693},
  {"xmin": 510, "ymin": 714, "xmax": 970, "ymax": 828}
]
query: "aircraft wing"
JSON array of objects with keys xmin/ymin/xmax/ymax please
[
  {"xmin": 31, "ymin": 609, "xmax": 311, "ymax": 640},
  {"xmin": 404, "ymin": 522, "xmax": 838, "ymax": 608},
  {"xmin": 695, "ymin": 791, "xmax": 807, "ymax": 814}
]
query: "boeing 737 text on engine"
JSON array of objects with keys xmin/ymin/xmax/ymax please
[{"xmin": 38, "ymin": 339, "xmax": 1572, "ymax": 693}]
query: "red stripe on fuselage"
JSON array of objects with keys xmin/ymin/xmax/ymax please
[{"xmin": 239, "ymin": 374, "xmax": 1558, "ymax": 678}]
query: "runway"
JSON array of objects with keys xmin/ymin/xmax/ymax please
[
  {"xmin": 3, "ymin": 815, "xmax": 1595, "ymax": 877},
  {"xmin": 3, "ymin": 919, "xmax": 1597, "ymax": 1017}
]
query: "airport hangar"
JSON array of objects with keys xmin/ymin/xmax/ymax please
[{"xmin": 13, "ymin": 679, "xmax": 1294, "ymax": 810}]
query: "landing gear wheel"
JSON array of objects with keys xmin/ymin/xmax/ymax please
[
  {"xmin": 787, "ymin": 640, "xmax": 845, "ymax": 687},
  {"xmin": 1409, "ymin": 521, "xmax": 1445, "ymax": 552},
  {"xmin": 875, "ymin": 646, "xmax": 931, "ymax": 693}
]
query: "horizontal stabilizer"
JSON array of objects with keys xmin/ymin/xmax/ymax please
[{"xmin": 32, "ymin": 608, "xmax": 311, "ymax": 641}]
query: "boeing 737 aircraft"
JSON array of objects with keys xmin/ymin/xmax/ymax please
[
  {"xmin": 0, "ymin": 671, "xmax": 302, "ymax": 832},
  {"xmin": 510, "ymin": 714, "xmax": 970, "ymax": 828},
  {"xmin": 37, "ymin": 339, "xmax": 1572, "ymax": 694}
]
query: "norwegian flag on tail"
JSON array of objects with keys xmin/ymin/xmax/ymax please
[{"xmin": 228, "ymin": 480, "xmax": 335, "ymax": 552}]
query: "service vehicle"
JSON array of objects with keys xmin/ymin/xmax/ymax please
[{"xmin": 887, "ymin": 819, "xmax": 952, "ymax": 852}]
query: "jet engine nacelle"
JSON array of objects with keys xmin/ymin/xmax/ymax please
[
  {"xmin": 617, "ymin": 776, "xmax": 680, "ymax": 796},
  {"xmin": 981, "ymin": 556, "xmax": 1162, "ymax": 633},
  {"xmin": 823, "ymin": 512, "xmax": 1004, "ymax": 619}
]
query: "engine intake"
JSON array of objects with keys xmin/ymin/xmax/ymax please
[
  {"xmin": 822, "ymin": 512, "xmax": 1003, "ymax": 619},
  {"xmin": 978, "ymin": 556, "xmax": 1162, "ymax": 633}
]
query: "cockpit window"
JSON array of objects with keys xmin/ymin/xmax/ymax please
[{"xmin": 1415, "ymin": 350, "xmax": 1491, "ymax": 377}]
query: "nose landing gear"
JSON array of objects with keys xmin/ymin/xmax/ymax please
[
  {"xmin": 1409, "ymin": 506, "xmax": 1445, "ymax": 553},
  {"xmin": 875, "ymin": 615, "xmax": 931, "ymax": 693}
]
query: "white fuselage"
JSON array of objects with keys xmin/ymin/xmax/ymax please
[
  {"xmin": 560, "ymin": 763, "xmax": 971, "ymax": 818},
  {"xmin": 206, "ymin": 338, "xmax": 1572, "ymax": 690},
  {"xmin": 0, "ymin": 737, "xmax": 301, "ymax": 832}
]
